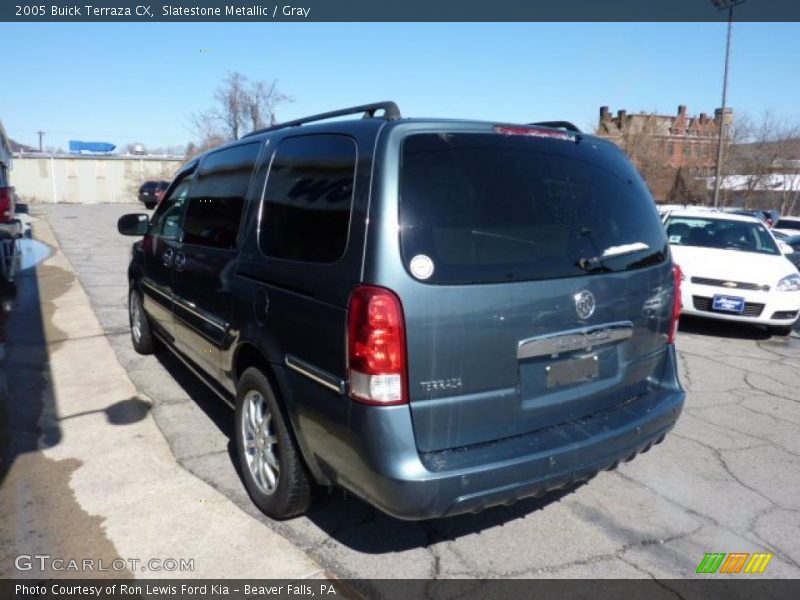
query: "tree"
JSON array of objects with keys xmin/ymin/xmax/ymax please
[
  {"xmin": 247, "ymin": 80, "xmax": 293, "ymax": 130},
  {"xmin": 190, "ymin": 71, "xmax": 293, "ymax": 153},
  {"xmin": 724, "ymin": 112, "xmax": 800, "ymax": 212}
]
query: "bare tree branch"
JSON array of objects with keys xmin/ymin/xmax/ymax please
[{"xmin": 188, "ymin": 71, "xmax": 294, "ymax": 156}]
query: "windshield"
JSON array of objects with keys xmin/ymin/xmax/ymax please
[
  {"xmin": 665, "ymin": 216, "xmax": 779, "ymax": 255},
  {"xmin": 399, "ymin": 132, "xmax": 668, "ymax": 284}
]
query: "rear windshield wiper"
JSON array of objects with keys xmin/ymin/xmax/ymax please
[
  {"xmin": 470, "ymin": 229, "xmax": 549, "ymax": 250},
  {"xmin": 577, "ymin": 242, "xmax": 650, "ymax": 271}
]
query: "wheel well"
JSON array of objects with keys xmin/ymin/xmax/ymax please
[
  {"xmin": 233, "ymin": 343, "xmax": 273, "ymax": 385},
  {"xmin": 233, "ymin": 343, "xmax": 322, "ymax": 483}
]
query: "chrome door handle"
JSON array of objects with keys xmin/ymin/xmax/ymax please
[
  {"xmin": 162, "ymin": 249, "xmax": 174, "ymax": 267},
  {"xmin": 173, "ymin": 252, "xmax": 186, "ymax": 271}
]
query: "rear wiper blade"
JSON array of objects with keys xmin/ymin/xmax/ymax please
[
  {"xmin": 470, "ymin": 229, "xmax": 548, "ymax": 250},
  {"xmin": 577, "ymin": 242, "xmax": 650, "ymax": 271}
]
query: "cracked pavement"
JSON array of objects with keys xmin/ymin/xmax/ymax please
[{"xmin": 34, "ymin": 204, "xmax": 800, "ymax": 580}]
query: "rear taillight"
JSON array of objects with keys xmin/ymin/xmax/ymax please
[
  {"xmin": 668, "ymin": 264, "xmax": 683, "ymax": 344},
  {"xmin": 347, "ymin": 285, "xmax": 408, "ymax": 405}
]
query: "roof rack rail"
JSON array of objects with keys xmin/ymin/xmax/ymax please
[
  {"xmin": 243, "ymin": 101, "xmax": 401, "ymax": 138},
  {"xmin": 528, "ymin": 121, "xmax": 582, "ymax": 133}
]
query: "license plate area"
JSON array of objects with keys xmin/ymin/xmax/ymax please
[
  {"xmin": 712, "ymin": 294, "xmax": 746, "ymax": 313},
  {"xmin": 546, "ymin": 353, "xmax": 599, "ymax": 389}
]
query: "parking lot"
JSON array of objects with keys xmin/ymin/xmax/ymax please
[{"xmin": 8, "ymin": 202, "xmax": 800, "ymax": 580}]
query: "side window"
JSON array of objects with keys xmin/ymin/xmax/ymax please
[
  {"xmin": 150, "ymin": 176, "xmax": 192, "ymax": 240},
  {"xmin": 182, "ymin": 143, "xmax": 260, "ymax": 250},
  {"xmin": 259, "ymin": 135, "xmax": 357, "ymax": 263}
]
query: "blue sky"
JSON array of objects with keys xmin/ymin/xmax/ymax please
[{"xmin": 3, "ymin": 22, "xmax": 799, "ymax": 151}]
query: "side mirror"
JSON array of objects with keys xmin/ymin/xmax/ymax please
[
  {"xmin": 118, "ymin": 213, "xmax": 149, "ymax": 236},
  {"xmin": 777, "ymin": 240, "xmax": 794, "ymax": 255}
]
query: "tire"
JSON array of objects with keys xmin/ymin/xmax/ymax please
[
  {"xmin": 769, "ymin": 325, "xmax": 793, "ymax": 337},
  {"xmin": 129, "ymin": 286, "xmax": 156, "ymax": 354},
  {"xmin": 235, "ymin": 367, "xmax": 312, "ymax": 519},
  {"xmin": 144, "ymin": 202, "xmax": 156, "ymax": 210}
]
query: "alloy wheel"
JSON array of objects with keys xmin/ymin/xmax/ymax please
[{"xmin": 241, "ymin": 389, "xmax": 280, "ymax": 495}]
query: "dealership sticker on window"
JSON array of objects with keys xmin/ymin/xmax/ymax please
[{"xmin": 410, "ymin": 254, "xmax": 435, "ymax": 280}]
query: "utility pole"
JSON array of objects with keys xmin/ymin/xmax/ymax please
[
  {"xmin": 711, "ymin": 0, "xmax": 746, "ymax": 208},
  {"xmin": 37, "ymin": 130, "xmax": 45, "ymax": 152}
]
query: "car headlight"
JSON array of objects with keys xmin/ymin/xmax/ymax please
[{"xmin": 777, "ymin": 273, "xmax": 800, "ymax": 291}]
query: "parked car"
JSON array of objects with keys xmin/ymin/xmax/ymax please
[
  {"xmin": 657, "ymin": 203, "xmax": 718, "ymax": 221},
  {"xmin": 768, "ymin": 229, "xmax": 797, "ymax": 256},
  {"xmin": 729, "ymin": 208, "xmax": 780, "ymax": 228},
  {"xmin": 118, "ymin": 102, "xmax": 685, "ymax": 520},
  {"xmin": 137, "ymin": 180, "xmax": 170, "ymax": 209},
  {"xmin": 773, "ymin": 216, "xmax": 800, "ymax": 236},
  {"xmin": 0, "ymin": 164, "xmax": 15, "ymax": 224},
  {"xmin": 665, "ymin": 210, "xmax": 800, "ymax": 335},
  {"xmin": 0, "ymin": 186, "xmax": 14, "ymax": 224},
  {"xmin": 0, "ymin": 171, "xmax": 22, "ymax": 282},
  {"xmin": 777, "ymin": 234, "xmax": 800, "ymax": 271}
]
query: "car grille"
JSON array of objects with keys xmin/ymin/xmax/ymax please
[
  {"xmin": 771, "ymin": 310, "xmax": 799, "ymax": 320},
  {"xmin": 692, "ymin": 295, "xmax": 765, "ymax": 317},
  {"xmin": 690, "ymin": 276, "xmax": 770, "ymax": 292}
]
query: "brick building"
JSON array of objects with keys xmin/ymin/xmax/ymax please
[
  {"xmin": 597, "ymin": 105, "xmax": 733, "ymax": 201},
  {"xmin": 598, "ymin": 105, "xmax": 732, "ymax": 169}
]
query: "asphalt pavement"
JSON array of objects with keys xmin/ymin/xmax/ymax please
[{"xmin": 16, "ymin": 203, "xmax": 800, "ymax": 581}]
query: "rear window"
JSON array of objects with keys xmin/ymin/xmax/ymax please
[
  {"xmin": 776, "ymin": 218, "xmax": 800, "ymax": 228},
  {"xmin": 399, "ymin": 132, "xmax": 667, "ymax": 284}
]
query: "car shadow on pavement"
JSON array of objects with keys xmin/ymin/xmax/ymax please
[
  {"xmin": 302, "ymin": 482, "xmax": 586, "ymax": 554},
  {"xmin": 678, "ymin": 316, "xmax": 774, "ymax": 340},
  {"xmin": 148, "ymin": 345, "xmax": 589, "ymax": 553},
  {"xmin": 151, "ymin": 349, "xmax": 234, "ymax": 439}
]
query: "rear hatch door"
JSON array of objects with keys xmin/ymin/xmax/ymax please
[{"xmin": 397, "ymin": 128, "xmax": 674, "ymax": 453}]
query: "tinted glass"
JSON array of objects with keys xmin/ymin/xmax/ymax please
[
  {"xmin": 776, "ymin": 218, "xmax": 800, "ymax": 229},
  {"xmin": 150, "ymin": 177, "xmax": 191, "ymax": 240},
  {"xmin": 259, "ymin": 135, "xmax": 356, "ymax": 263},
  {"xmin": 399, "ymin": 132, "xmax": 667, "ymax": 284},
  {"xmin": 665, "ymin": 216, "xmax": 779, "ymax": 255},
  {"xmin": 182, "ymin": 143, "xmax": 260, "ymax": 250}
]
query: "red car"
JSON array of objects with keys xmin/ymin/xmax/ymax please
[
  {"xmin": 0, "ymin": 187, "xmax": 14, "ymax": 224},
  {"xmin": 0, "ymin": 164, "xmax": 14, "ymax": 224}
]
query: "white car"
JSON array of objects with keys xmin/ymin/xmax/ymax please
[
  {"xmin": 773, "ymin": 216, "xmax": 800, "ymax": 237},
  {"xmin": 664, "ymin": 210, "xmax": 800, "ymax": 336}
]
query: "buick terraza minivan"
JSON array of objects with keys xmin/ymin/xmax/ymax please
[{"xmin": 118, "ymin": 102, "xmax": 685, "ymax": 520}]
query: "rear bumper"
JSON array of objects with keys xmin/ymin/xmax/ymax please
[{"xmin": 302, "ymin": 346, "xmax": 685, "ymax": 520}]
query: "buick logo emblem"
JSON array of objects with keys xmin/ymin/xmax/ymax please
[{"xmin": 574, "ymin": 290, "xmax": 596, "ymax": 320}]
